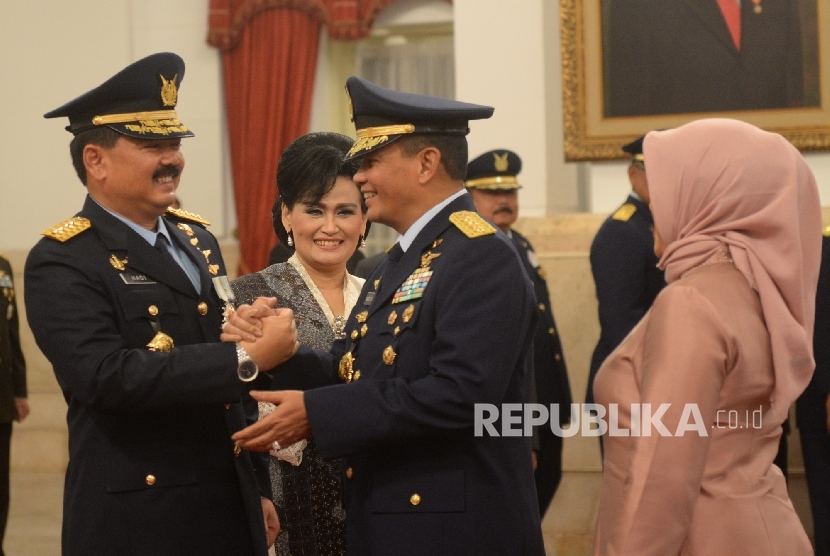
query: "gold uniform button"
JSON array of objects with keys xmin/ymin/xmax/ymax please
[
  {"xmin": 410, "ymin": 493, "xmax": 421, "ymax": 506},
  {"xmin": 145, "ymin": 475, "xmax": 156, "ymax": 486},
  {"xmin": 555, "ymin": 353, "xmax": 562, "ymax": 362},
  {"xmin": 234, "ymin": 445, "xmax": 242, "ymax": 457},
  {"xmin": 197, "ymin": 302, "xmax": 208, "ymax": 315},
  {"xmin": 549, "ymin": 327, "xmax": 556, "ymax": 336},
  {"xmin": 345, "ymin": 467, "xmax": 354, "ymax": 479},
  {"xmin": 148, "ymin": 305, "xmax": 159, "ymax": 316},
  {"xmin": 538, "ymin": 303, "xmax": 546, "ymax": 311}
]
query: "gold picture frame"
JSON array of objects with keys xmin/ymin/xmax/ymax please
[{"xmin": 561, "ymin": 0, "xmax": 830, "ymax": 161}]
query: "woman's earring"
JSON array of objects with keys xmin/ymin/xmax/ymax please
[
  {"xmin": 286, "ymin": 232, "xmax": 293, "ymax": 247},
  {"xmin": 359, "ymin": 235, "xmax": 366, "ymax": 249}
]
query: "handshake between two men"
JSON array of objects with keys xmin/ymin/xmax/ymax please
[{"xmin": 221, "ymin": 297, "xmax": 312, "ymax": 454}]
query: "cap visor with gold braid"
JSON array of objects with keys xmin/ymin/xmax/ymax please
[
  {"xmin": 465, "ymin": 149, "xmax": 523, "ymax": 190},
  {"xmin": 43, "ymin": 52, "xmax": 194, "ymax": 140},
  {"xmin": 344, "ymin": 76, "xmax": 493, "ymax": 161}
]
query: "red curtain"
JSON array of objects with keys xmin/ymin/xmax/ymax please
[{"xmin": 219, "ymin": 7, "xmax": 320, "ymax": 275}]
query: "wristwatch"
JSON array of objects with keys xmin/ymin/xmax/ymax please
[{"xmin": 235, "ymin": 343, "xmax": 259, "ymax": 382}]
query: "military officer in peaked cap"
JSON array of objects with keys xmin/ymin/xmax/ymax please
[
  {"xmin": 465, "ymin": 149, "xmax": 572, "ymax": 516},
  {"xmin": 230, "ymin": 76, "xmax": 546, "ymax": 555},
  {"xmin": 586, "ymin": 136, "xmax": 666, "ymax": 415},
  {"xmin": 25, "ymin": 52, "xmax": 298, "ymax": 556}
]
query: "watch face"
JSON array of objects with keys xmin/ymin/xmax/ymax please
[{"xmin": 238, "ymin": 360, "xmax": 259, "ymax": 382}]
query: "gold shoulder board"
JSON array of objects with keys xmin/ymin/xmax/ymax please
[
  {"xmin": 165, "ymin": 207, "xmax": 211, "ymax": 226},
  {"xmin": 612, "ymin": 203, "xmax": 637, "ymax": 222},
  {"xmin": 449, "ymin": 211, "xmax": 496, "ymax": 238},
  {"xmin": 823, "ymin": 225, "xmax": 830, "ymax": 237},
  {"xmin": 41, "ymin": 217, "xmax": 92, "ymax": 242}
]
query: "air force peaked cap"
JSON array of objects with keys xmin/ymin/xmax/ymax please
[
  {"xmin": 621, "ymin": 135, "xmax": 645, "ymax": 161},
  {"xmin": 344, "ymin": 76, "xmax": 494, "ymax": 160},
  {"xmin": 44, "ymin": 52, "xmax": 194, "ymax": 140},
  {"xmin": 466, "ymin": 149, "xmax": 522, "ymax": 190}
]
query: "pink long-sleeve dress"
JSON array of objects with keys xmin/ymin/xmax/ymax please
[{"xmin": 593, "ymin": 262, "xmax": 812, "ymax": 555}]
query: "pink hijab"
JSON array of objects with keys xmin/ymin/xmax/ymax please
[{"xmin": 644, "ymin": 118, "xmax": 822, "ymax": 421}]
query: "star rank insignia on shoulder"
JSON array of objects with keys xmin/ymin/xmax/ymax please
[
  {"xmin": 165, "ymin": 207, "xmax": 211, "ymax": 226},
  {"xmin": 449, "ymin": 211, "xmax": 496, "ymax": 238},
  {"xmin": 612, "ymin": 203, "xmax": 637, "ymax": 222},
  {"xmin": 41, "ymin": 217, "xmax": 92, "ymax": 242}
]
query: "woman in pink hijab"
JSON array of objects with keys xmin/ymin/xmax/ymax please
[{"xmin": 593, "ymin": 119, "xmax": 821, "ymax": 555}]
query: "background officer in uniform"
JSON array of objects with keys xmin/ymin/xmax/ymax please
[
  {"xmin": 586, "ymin": 136, "xmax": 665, "ymax": 409},
  {"xmin": 0, "ymin": 254, "xmax": 27, "ymax": 556},
  {"xmin": 24, "ymin": 52, "xmax": 297, "ymax": 556},
  {"xmin": 230, "ymin": 76, "xmax": 545, "ymax": 556},
  {"xmin": 797, "ymin": 225, "xmax": 830, "ymax": 556},
  {"xmin": 465, "ymin": 149, "xmax": 571, "ymax": 516}
]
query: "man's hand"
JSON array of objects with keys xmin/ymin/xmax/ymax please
[
  {"xmin": 14, "ymin": 399, "xmax": 29, "ymax": 422},
  {"xmin": 261, "ymin": 498, "xmax": 280, "ymax": 548},
  {"xmin": 241, "ymin": 309, "xmax": 299, "ymax": 370},
  {"xmin": 221, "ymin": 297, "xmax": 277, "ymax": 343},
  {"xmin": 233, "ymin": 391, "xmax": 311, "ymax": 451}
]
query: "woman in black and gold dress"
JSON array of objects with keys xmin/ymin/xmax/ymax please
[{"xmin": 232, "ymin": 132, "xmax": 368, "ymax": 555}]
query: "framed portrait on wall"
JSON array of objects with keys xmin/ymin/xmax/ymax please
[{"xmin": 561, "ymin": 0, "xmax": 830, "ymax": 161}]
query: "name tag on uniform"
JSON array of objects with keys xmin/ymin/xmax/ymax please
[
  {"xmin": 120, "ymin": 273, "xmax": 157, "ymax": 285},
  {"xmin": 364, "ymin": 292, "xmax": 375, "ymax": 305}
]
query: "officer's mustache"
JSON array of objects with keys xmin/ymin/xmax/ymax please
[
  {"xmin": 494, "ymin": 206, "xmax": 514, "ymax": 215},
  {"xmin": 153, "ymin": 165, "xmax": 181, "ymax": 180}
]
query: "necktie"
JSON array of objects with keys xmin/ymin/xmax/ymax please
[
  {"xmin": 386, "ymin": 243, "xmax": 404, "ymax": 263},
  {"xmin": 155, "ymin": 234, "xmax": 200, "ymax": 290},
  {"xmin": 717, "ymin": 0, "xmax": 741, "ymax": 50}
]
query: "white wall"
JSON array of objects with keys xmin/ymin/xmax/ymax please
[
  {"xmin": 0, "ymin": 0, "xmax": 226, "ymax": 252},
  {"xmin": 454, "ymin": 0, "xmax": 557, "ymax": 218}
]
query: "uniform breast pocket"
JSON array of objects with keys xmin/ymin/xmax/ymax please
[
  {"xmin": 370, "ymin": 468, "xmax": 465, "ymax": 514},
  {"xmin": 116, "ymin": 286, "xmax": 179, "ymax": 323}
]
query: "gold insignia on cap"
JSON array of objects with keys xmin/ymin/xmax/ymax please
[
  {"xmin": 493, "ymin": 152, "xmax": 509, "ymax": 172},
  {"xmin": 612, "ymin": 203, "xmax": 637, "ymax": 222},
  {"xmin": 449, "ymin": 211, "xmax": 496, "ymax": 238},
  {"xmin": 383, "ymin": 346, "xmax": 396, "ymax": 366},
  {"xmin": 147, "ymin": 331, "xmax": 174, "ymax": 352},
  {"xmin": 160, "ymin": 74, "xmax": 179, "ymax": 107},
  {"xmin": 166, "ymin": 207, "xmax": 211, "ymax": 226},
  {"xmin": 388, "ymin": 311, "xmax": 398, "ymax": 325},
  {"xmin": 355, "ymin": 310, "xmax": 368, "ymax": 323},
  {"xmin": 402, "ymin": 304, "xmax": 415, "ymax": 323},
  {"xmin": 41, "ymin": 217, "xmax": 92, "ymax": 242},
  {"xmin": 109, "ymin": 255, "xmax": 127, "ymax": 271},
  {"xmin": 339, "ymin": 351, "xmax": 355, "ymax": 382}
]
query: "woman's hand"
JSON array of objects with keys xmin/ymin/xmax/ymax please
[{"xmin": 220, "ymin": 297, "xmax": 277, "ymax": 343}]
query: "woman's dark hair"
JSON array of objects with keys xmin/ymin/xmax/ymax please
[{"xmin": 272, "ymin": 132, "xmax": 367, "ymax": 247}]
